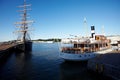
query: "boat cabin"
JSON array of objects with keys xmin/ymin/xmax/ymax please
[{"xmin": 61, "ymin": 35, "xmax": 111, "ymax": 54}]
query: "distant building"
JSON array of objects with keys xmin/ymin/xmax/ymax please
[{"xmin": 107, "ymin": 35, "xmax": 120, "ymax": 51}]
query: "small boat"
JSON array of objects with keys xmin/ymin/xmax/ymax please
[{"xmin": 59, "ymin": 26, "xmax": 111, "ymax": 61}]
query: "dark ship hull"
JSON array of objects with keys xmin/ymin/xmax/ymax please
[
  {"xmin": 15, "ymin": 41, "xmax": 32, "ymax": 52},
  {"xmin": 24, "ymin": 41, "xmax": 32, "ymax": 51}
]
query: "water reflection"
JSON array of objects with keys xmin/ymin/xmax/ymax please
[
  {"xmin": 0, "ymin": 52, "xmax": 13, "ymax": 68},
  {"xmin": 60, "ymin": 61, "xmax": 90, "ymax": 80},
  {"xmin": 15, "ymin": 52, "xmax": 32, "ymax": 61},
  {"xmin": 60, "ymin": 61, "xmax": 112, "ymax": 80},
  {"xmin": 0, "ymin": 43, "xmax": 111, "ymax": 80},
  {"xmin": 13, "ymin": 52, "xmax": 33, "ymax": 80}
]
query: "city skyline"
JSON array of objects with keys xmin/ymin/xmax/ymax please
[{"xmin": 0, "ymin": 0, "xmax": 120, "ymax": 42}]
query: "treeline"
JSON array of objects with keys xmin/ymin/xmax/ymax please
[{"xmin": 32, "ymin": 38, "xmax": 61, "ymax": 42}]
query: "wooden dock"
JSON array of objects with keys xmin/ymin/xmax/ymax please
[
  {"xmin": 0, "ymin": 41, "xmax": 32, "ymax": 59},
  {"xmin": 0, "ymin": 42, "xmax": 23, "ymax": 59},
  {"xmin": 0, "ymin": 43, "xmax": 15, "ymax": 59},
  {"xmin": 87, "ymin": 52, "xmax": 120, "ymax": 80},
  {"xmin": 0, "ymin": 44, "xmax": 15, "ymax": 51}
]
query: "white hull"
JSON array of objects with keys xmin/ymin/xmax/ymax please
[
  {"xmin": 59, "ymin": 52, "xmax": 96, "ymax": 61},
  {"xmin": 59, "ymin": 48, "xmax": 112, "ymax": 61}
]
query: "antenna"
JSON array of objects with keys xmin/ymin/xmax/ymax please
[
  {"xmin": 102, "ymin": 25, "xmax": 105, "ymax": 35},
  {"xmin": 84, "ymin": 17, "xmax": 88, "ymax": 37}
]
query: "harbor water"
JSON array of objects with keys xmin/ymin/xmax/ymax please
[{"xmin": 0, "ymin": 43, "xmax": 111, "ymax": 80}]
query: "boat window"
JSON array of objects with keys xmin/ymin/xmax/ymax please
[
  {"xmin": 106, "ymin": 43, "xmax": 108, "ymax": 46},
  {"xmin": 78, "ymin": 44, "xmax": 81, "ymax": 47},
  {"xmin": 99, "ymin": 44, "xmax": 102, "ymax": 47},
  {"xmin": 81, "ymin": 44, "xmax": 84, "ymax": 48},
  {"xmin": 95, "ymin": 44, "xmax": 98, "ymax": 48},
  {"xmin": 74, "ymin": 44, "xmax": 77, "ymax": 48},
  {"xmin": 111, "ymin": 44, "xmax": 118, "ymax": 46},
  {"xmin": 91, "ymin": 44, "xmax": 94, "ymax": 48},
  {"xmin": 84, "ymin": 44, "xmax": 89, "ymax": 47}
]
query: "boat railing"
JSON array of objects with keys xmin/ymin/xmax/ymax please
[
  {"xmin": 61, "ymin": 47, "xmax": 92, "ymax": 54},
  {"xmin": 100, "ymin": 47, "xmax": 109, "ymax": 50}
]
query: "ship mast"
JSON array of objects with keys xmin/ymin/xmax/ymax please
[
  {"xmin": 102, "ymin": 25, "xmax": 105, "ymax": 35},
  {"xmin": 15, "ymin": 0, "xmax": 33, "ymax": 43},
  {"xmin": 84, "ymin": 17, "xmax": 88, "ymax": 38}
]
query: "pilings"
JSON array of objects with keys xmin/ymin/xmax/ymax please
[{"xmin": 87, "ymin": 53, "xmax": 120, "ymax": 80}]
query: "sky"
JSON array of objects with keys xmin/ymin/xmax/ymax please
[{"xmin": 0, "ymin": 0, "xmax": 120, "ymax": 42}]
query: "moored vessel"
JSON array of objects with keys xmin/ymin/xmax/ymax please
[
  {"xmin": 59, "ymin": 25, "xmax": 111, "ymax": 61},
  {"xmin": 14, "ymin": 0, "xmax": 34, "ymax": 51}
]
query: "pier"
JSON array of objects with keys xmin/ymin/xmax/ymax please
[
  {"xmin": 87, "ymin": 52, "xmax": 120, "ymax": 80},
  {"xmin": 0, "ymin": 42, "xmax": 26, "ymax": 59},
  {"xmin": 0, "ymin": 43, "xmax": 14, "ymax": 59}
]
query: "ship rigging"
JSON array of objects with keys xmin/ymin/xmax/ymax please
[{"xmin": 14, "ymin": 0, "xmax": 34, "ymax": 51}]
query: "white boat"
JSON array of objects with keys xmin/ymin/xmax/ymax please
[{"xmin": 59, "ymin": 26, "xmax": 111, "ymax": 61}]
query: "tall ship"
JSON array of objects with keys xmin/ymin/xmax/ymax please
[
  {"xmin": 15, "ymin": 0, "xmax": 34, "ymax": 51},
  {"xmin": 59, "ymin": 20, "xmax": 111, "ymax": 61}
]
